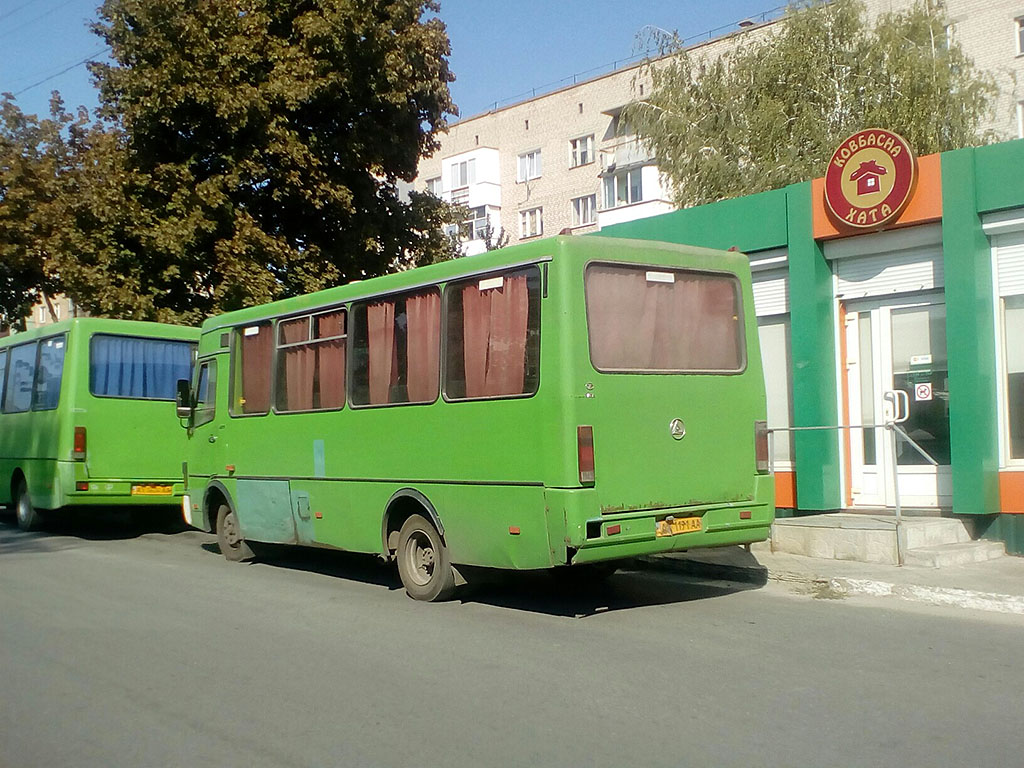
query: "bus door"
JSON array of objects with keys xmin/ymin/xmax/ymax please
[{"xmin": 189, "ymin": 357, "xmax": 225, "ymax": 507}]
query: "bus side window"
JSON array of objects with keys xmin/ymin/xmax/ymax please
[
  {"xmin": 0, "ymin": 349, "xmax": 7, "ymax": 407},
  {"xmin": 195, "ymin": 361, "xmax": 216, "ymax": 427},
  {"xmin": 3, "ymin": 342, "xmax": 37, "ymax": 414},
  {"xmin": 232, "ymin": 324, "xmax": 273, "ymax": 415},
  {"xmin": 350, "ymin": 288, "xmax": 440, "ymax": 406},
  {"xmin": 33, "ymin": 335, "xmax": 67, "ymax": 411},
  {"xmin": 444, "ymin": 266, "xmax": 541, "ymax": 400}
]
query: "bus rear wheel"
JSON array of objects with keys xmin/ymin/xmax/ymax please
[
  {"xmin": 216, "ymin": 504, "xmax": 254, "ymax": 562},
  {"xmin": 14, "ymin": 479, "xmax": 43, "ymax": 532},
  {"xmin": 396, "ymin": 514, "xmax": 456, "ymax": 602}
]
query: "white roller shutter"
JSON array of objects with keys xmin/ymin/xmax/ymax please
[
  {"xmin": 752, "ymin": 269, "xmax": 789, "ymax": 316},
  {"xmin": 826, "ymin": 224, "xmax": 943, "ymax": 299},
  {"xmin": 984, "ymin": 209, "xmax": 1024, "ymax": 297},
  {"xmin": 749, "ymin": 248, "xmax": 788, "ymax": 317}
]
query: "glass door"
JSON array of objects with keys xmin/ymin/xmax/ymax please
[{"xmin": 844, "ymin": 296, "xmax": 952, "ymax": 509}]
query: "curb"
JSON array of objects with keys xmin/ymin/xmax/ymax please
[{"xmin": 639, "ymin": 555, "xmax": 1024, "ymax": 615}]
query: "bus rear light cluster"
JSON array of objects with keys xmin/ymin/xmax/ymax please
[
  {"xmin": 754, "ymin": 420, "xmax": 769, "ymax": 473},
  {"xmin": 577, "ymin": 426, "xmax": 595, "ymax": 485},
  {"xmin": 75, "ymin": 482, "xmax": 89, "ymax": 492},
  {"xmin": 73, "ymin": 426, "xmax": 87, "ymax": 461}
]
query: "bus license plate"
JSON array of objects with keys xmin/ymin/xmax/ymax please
[
  {"xmin": 131, "ymin": 484, "xmax": 173, "ymax": 496},
  {"xmin": 655, "ymin": 517, "xmax": 702, "ymax": 537}
]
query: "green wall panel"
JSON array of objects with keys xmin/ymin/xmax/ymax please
[
  {"xmin": 942, "ymin": 148, "xmax": 1000, "ymax": 515},
  {"xmin": 974, "ymin": 139, "xmax": 1024, "ymax": 215},
  {"xmin": 597, "ymin": 188, "xmax": 789, "ymax": 253},
  {"xmin": 786, "ymin": 182, "xmax": 842, "ymax": 510}
]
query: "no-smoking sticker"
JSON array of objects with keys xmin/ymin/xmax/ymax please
[{"xmin": 915, "ymin": 383, "xmax": 933, "ymax": 402}]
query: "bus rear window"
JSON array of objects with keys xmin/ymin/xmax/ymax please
[
  {"xmin": 90, "ymin": 335, "xmax": 195, "ymax": 400},
  {"xmin": 585, "ymin": 263, "xmax": 745, "ymax": 373}
]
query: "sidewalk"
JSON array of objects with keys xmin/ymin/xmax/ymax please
[{"xmin": 640, "ymin": 544, "xmax": 1024, "ymax": 615}]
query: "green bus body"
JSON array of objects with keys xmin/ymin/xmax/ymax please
[
  {"xmin": 0, "ymin": 319, "xmax": 199, "ymax": 519},
  {"xmin": 184, "ymin": 236, "xmax": 774, "ymax": 575}
]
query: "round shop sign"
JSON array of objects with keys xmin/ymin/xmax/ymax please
[{"xmin": 824, "ymin": 128, "xmax": 917, "ymax": 230}]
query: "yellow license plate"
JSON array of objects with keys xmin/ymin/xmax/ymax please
[
  {"xmin": 655, "ymin": 516, "xmax": 703, "ymax": 537},
  {"xmin": 131, "ymin": 484, "xmax": 173, "ymax": 496}
]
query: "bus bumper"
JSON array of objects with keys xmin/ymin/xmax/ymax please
[
  {"xmin": 548, "ymin": 474, "xmax": 775, "ymax": 565},
  {"xmin": 58, "ymin": 463, "xmax": 186, "ymax": 506}
]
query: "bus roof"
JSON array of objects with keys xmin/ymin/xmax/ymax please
[
  {"xmin": 198, "ymin": 235, "xmax": 750, "ymax": 334},
  {"xmin": 0, "ymin": 317, "xmax": 200, "ymax": 347}
]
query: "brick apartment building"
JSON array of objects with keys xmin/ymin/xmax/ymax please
[{"xmin": 414, "ymin": 0, "xmax": 1024, "ymax": 255}]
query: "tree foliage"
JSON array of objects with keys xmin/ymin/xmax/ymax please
[
  {"xmin": 0, "ymin": 96, "xmax": 85, "ymax": 330},
  {"xmin": 1, "ymin": 0, "xmax": 462, "ymax": 328},
  {"xmin": 624, "ymin": 0, "xmax": 999, "ymax": 207}
]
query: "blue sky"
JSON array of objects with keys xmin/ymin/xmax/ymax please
[{"xmin": 1, "ymin": 0, "xmax": 783, "ymax": 121}]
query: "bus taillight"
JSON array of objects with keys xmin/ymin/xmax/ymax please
[
  {"xmin": 73, "ymin": 427, "xmax": 87, "ymax": 461},
  {"xmin": 755, "ymin": 420, "xmax": 769, "ymax": 473},
  {"xmin": 578, "ymin": 426, "xmax": 595, "ymax": 485}
]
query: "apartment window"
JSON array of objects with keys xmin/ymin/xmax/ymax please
[
  {"xmin": 1017, "ymin": 17, "xmax": 1024, "ymax": 56},
  {"xmin": 571, "ymin": 194, "xmax": 597, "ymax": 227},
  {"xmin": 603, "ymin": 168, "xmax": 644, "ymax": 208},
  {"xmin": 519, "ymin": 207, "xmax": 543, "ymax": 238},
  {"xmin": 569, "ymin": 135, "xmax": 594, "ymax": 168},
  {"xmin": 517, "ymin": 150, "xmax": 542, "ymax": 182},
  {"xmin": 450, "ymin": 159, "xmax": 475, "ymax": 189},
  {"xmin": 461, "ymin": 206, "xmax": 490, "ymax": 240},
  {"xmin": 425, "ymin": 177, "xmax": 442, "ymax": 196},
  {"xmin": 1018, "ymin": 101, "xmax": 1024, "ymax": 139}
]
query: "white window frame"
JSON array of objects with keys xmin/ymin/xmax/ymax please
[
  {"xmin": 569, "ymin": 135, "xmax": 594, "ymax": 168},
  {"xmin": 425, "ymin": 176, "xmax": 442, "ymax": 196},
  {"xmin": 603, "ymin": 168, "xmax": 644, "ymax": 208},
  {"xmin": 517, "ymin": 150, "xmax": 542, "ymax": 182},
  {"xmin": 519, "ymin": 207, "xmax": 543, "ymax": 239},
  {"xmin": 570, "ymin": 194, "xmax": 596, "ymax": 227},
  {"xmin": 1017, "ymin": 16, "xmax": 1024, "ymax": 56},
  {"xmin": 1017, "ymin": 101, "xmax": 1024, "ymax": 140},
  {"xmin": 450, "ymin": 159, "xmax": 475, "ymax": 190}
]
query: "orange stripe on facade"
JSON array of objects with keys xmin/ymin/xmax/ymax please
[
  {"xmin": 998, "ymin": 472, "xmax": 1024, "ymax": 514},
  {"xmin": 775, "ymin": 471, "xmax": 797, "ymax": 509},
  {"xmin": 812, "ymin": 153, "xmax": 942, "ymax": 241}
]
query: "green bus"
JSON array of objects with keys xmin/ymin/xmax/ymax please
[
  {"xmin": 177, "ymin": 236, "xmax": 774, "ymax": 600},
  {"xmin": 0, "ymin": 318, "xmax": 199, "ymax": 531}
]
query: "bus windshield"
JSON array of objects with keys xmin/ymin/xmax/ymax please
[
  {"xmin": 89, "ymin": 335, "xmax": 195, "ymax": 400},
  {"xmin": 584, "ymin": 262, "xmax": 745, "ymax": 373}
]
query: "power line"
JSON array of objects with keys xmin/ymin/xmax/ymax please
[
  {"xmin": 0, "ymin": 0, "xmax": 41, "ymax": 22},
  {"xmin": 0, "ymin": 0, "xmax": 79, "ymax": 40},
  {"xmin": 12, "ymin": 46, "xmax": 109, "ymax": 97}
]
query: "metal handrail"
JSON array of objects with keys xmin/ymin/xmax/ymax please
[{"xmin": 765, "ymin": 389, "xmax": 939, "ymax": 566}]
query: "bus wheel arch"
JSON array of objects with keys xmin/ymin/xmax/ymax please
[
  {"xmin": 382, "ymin": 489, "xmax": 445, "ymax": 558},
  {"xmin": 203, "ymin": 482, "xmax": 234, "ymax": 535}
]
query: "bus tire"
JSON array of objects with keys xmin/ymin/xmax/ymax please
[
  {"xmin": 14, "ymin": 479, "xmax": 43, "ymax": 532},
  {"xmin": 396, "ymin": 514, "xmax": 456, "ymax": 602},
  {"xmin": 216, "ymin": 504, "xmax": 254, "ymax": 562}
]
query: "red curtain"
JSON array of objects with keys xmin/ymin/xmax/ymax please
[
  {"xmin": 367, "ymin": 301, "xmax": 396, "ymax": 404},
  {"xmin": 585, "ymin": 268, "xmax": 651, "ymax": 370},
  {"xmin": 317, "ymin": 312, "xmax": 346, "ymax": 409},
  {"xmin": 406, "ymin": 291, "xmax": 440, "ymax": 402},
  {"xmin": 280, "ymin": 319, "xmax": 314, "ymax": 411},
  {"xmin": 462, "ymin": 275, "xmax": 530, "ymax": 397},
  {"xmin": 241, "ymin": 326, "xmax": 273, "ymax": 413}
]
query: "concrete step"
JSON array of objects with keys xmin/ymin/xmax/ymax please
[
  {"xmin": 771, "ymin": 514, "xmax": 979, "ymax": 565},
  {"xmin": 903, "ymin": 541, "xmax": 1006, "ymax": 568}
]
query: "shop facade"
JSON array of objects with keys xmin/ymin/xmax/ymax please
[{"xmin": 598, "ymin": 138, "xmax": 1024, "ymax": 554}]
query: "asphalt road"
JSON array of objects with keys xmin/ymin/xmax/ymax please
[{"xmin": 2, "ymin": 514, "xmax": 1022, "ymax": 768}]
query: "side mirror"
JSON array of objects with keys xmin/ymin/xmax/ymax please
[{"xmin": 175, "ymin": 379, "xmax": 193, "ymax": 420}]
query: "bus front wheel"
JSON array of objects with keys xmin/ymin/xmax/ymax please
[
  {"xmin": 396, "ymin": 514, "xmax": 456, "ymax": 602},
  {"xmin": 14, "ymin": 479, "xmax": 43, "ymax": 532},
  {"xmin": 216, "ymin": 504, "xmax": 254, "ymax": 562}
]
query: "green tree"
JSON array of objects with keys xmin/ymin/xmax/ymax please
[
  {"xmin": 0, "ymin": 96, "xmax": 84, "ymax": 330},
  {"xmin": 624, "ymin": 0, "xmax": 998, "ymax": 208},
  {"xmin": 60, "ymin": 0, "xmax": 461, "ymax": 323}
]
